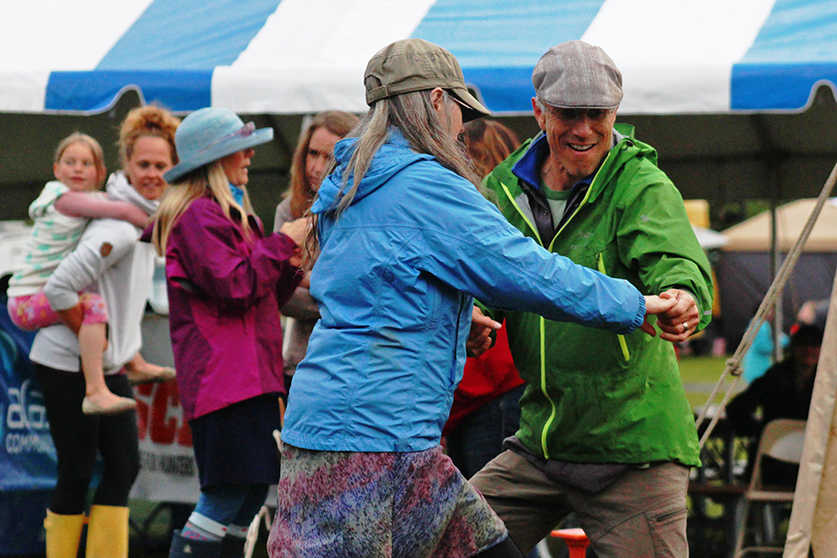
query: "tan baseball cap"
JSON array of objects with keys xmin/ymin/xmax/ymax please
[
  {"xmin": 364, "ymin": 38, "xmax": 490, "ymax": 122},
  {"xmin": 533, "ymin": 40, "xmax": 623, "ymax": 109}
]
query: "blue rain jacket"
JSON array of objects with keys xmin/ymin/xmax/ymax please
[{"xmin": 280, "ymin": 129, "xmax": 646, "ymax": 452}]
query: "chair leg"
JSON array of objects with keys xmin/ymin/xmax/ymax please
[
  {"xmin": 732, "ymin": 500, "xmax": 751, "ymax": 558},
  {"xmin": 762, "ymin": 503, "xmax": 777, "ymax": 544}
]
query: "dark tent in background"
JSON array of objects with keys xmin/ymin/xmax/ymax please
[{"xmin": 717, "ymin": 198, "xmax": 837, "ymax": 346}]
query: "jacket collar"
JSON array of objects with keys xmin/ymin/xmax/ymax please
[{"xmin": 509, "ymin": 129, "xmax": 640, "ymax": 207}]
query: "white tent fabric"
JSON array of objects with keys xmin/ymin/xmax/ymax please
[
  {"xmin": 1, "ymin": 0, "xmax": 835, "ymax": 115},
  {"xmin": 692, "ymin": 225, "xmax": 728, "ymax": 250},
  {"xmin": 785, "ymin": 274, "xmax": 837, "ymax": 557}
]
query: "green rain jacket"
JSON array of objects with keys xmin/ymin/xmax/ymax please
[{"xmin": 483, "ymin": 129, "xmax": 713, "ymax": 466}]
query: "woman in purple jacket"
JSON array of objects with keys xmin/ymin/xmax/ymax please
[{"xmin": 151, "ymin": 107, "xmax": 307, "ymax": 557}]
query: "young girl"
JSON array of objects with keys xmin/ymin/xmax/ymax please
[{"xmin": 7, "ymin": 132, "xmax": 149, "ymax": 415}]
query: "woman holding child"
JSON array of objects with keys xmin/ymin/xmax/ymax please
[{"xmin": 30, "ymin": 105, "xmax": 180, "ymax": 558}]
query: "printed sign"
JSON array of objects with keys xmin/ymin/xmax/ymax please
[{"xmin": 130, "ymin": 379, "xmax": 200, "ymax": 503}]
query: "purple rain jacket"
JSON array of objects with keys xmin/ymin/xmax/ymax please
[{"xmin": 164, "ymin": 196, "xmax": 301, "ymax": 421}]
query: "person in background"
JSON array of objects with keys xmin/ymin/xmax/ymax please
[
  {"xmin": 274, "ymin": 110, "xmax": 359, "ymax": 387},
  {"xmin": 30, "ymin": 105, "xmax": 180, "ymax": 558},
  {"xmin": 7, "ymin": 132, "xmax": 149, "ymax": 415},
  {"xmin": 727, "ymin": 324, "xmax": 822, "ymax": 486},
  {"xmin": 269, "ymin": 38, "xmax": 678, "ymax": 558},
  {"xmin": 470, "ymin": 41, "xmax": 714, "ymax": 556},
  {"xmin": 742, "ymin": 305, "xmax": 788, "ymax": 383},
  {"xmin": 444, "ymin": 119, "xmax": 525, "ymax": 479},
  {"xmin": 794, "ymin": 298, "xmax": 829, "ymax": 334},
  {"xmin": 152, "ymin": 107, "xmax": 306, "ymax": 558},
  {"xmin": 463, "ymin": 119, "xmax": 520, "ymax": 184}
]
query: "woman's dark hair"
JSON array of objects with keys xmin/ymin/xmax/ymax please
[{"xmin": 463, "ymin": 119, "xmax": 520, "ymax": 178}]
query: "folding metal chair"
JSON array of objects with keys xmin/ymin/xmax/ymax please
[{"xmin": 733, "ymin": 418, "xmax": 806, "ymax": 557}]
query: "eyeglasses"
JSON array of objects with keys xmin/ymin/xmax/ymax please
[
  {"xmin": 548, "ymin": 107, "xmax": 612, "ymax": 122},
  {"xmin": 447, "ymin": 93, "xmax": 471, "ymax": 113}
]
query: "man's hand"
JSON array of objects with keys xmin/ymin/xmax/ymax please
[
  {"xmin": 655, "ymin": 288, "xmax": 700, "ymax": 342},
  {"xmin": 467, "ymin": 306, "xmax": 501, "ymax": 358}
]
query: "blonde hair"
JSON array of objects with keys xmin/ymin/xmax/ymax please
[
  {"xmin": 54, "ymin": 132, "xmax": 107, "ymax": 188},
  {"xmin": 152, "ymin": 161, "xmax": 254, "ymax": 256},
  {"xmin": 287, "ymin": 111, "xmax": 359, "ymax": 219},
  {"xmin": 119, "ymin": 105, "xmax": 180, "ymax": 171}
]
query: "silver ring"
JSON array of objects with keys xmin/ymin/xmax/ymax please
[{"xmin": 681, "ymin": 322, "xmax": 689, "ymax": 332}]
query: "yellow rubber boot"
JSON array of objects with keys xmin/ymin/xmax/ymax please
[
  {"xmin": 43, "ymin": 509, "xmax": 84, "ymax": 558},
  {"xmin": 85, "ymin": 504, "xmax": 130, "ymax": 558}
]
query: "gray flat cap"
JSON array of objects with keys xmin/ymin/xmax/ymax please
[{"xmin": 532, "ymin": 40, "xmax": 623, "ymax": 109}]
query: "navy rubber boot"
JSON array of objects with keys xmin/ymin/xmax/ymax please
[{"xmin": 169, "ymin": 529, "xmax": 223, "ymax": 558}]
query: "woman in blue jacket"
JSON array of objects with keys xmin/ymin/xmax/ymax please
[{"xmin": 269, "ymin": 39, "xmax": 676, "ymax": 558}]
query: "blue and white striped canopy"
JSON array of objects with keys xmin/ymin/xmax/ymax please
[{"xmin": 2, "ymin": 0, "xmax": 835, "ymax": 115}]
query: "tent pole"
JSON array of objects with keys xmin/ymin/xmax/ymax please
[{"xmin": 770, "ymin": 160, "xmax": 783, "ymax": 362}]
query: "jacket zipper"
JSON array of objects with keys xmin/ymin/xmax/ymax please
[
  {"xmin": 452, "ymin": 294, "xmax": 468, "ymax": 385},
  {"xmin": 499, "ymin": 182, "xmax": 553, "ymax": 458},
  {"xmin": 597, "ymin": 253, "xmax": 631, "ymax": 362},
  {"xmin": 499, "ymin": 182, "xmax": 542, "ymax": 244},
  {"xmin": 501, "ymin": 144, "xmax": 620, "ymax": 460}
]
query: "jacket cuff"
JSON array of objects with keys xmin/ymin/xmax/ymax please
[{"xmin": 630, "ymin": 291, "xmax": 646, "ymax": 331}]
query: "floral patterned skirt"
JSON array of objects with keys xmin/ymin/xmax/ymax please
[{"xmin": 267, "ymin": 443, "xmax": 508, "ymax": 558}]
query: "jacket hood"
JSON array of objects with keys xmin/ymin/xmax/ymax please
[
  {"xmin": 311, "ymin": 128, "xmax": 434, "ymax": 215},
  {"xmin": 499, "ymin": 126, "xmax": 660, "ymax": 206}
]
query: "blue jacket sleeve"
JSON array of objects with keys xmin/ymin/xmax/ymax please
[{"xmin": 410, "ymin": 170, "xmax": 645, "ymax": 334}]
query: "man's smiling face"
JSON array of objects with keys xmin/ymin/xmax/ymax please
[{"xmin": 534, "ymin": 99, "xmax": 616, "ymax": 189}]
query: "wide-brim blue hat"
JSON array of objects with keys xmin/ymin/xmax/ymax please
[{"xmin": 164, "ymin": 107, "xmax": 274, "ymax": 183}]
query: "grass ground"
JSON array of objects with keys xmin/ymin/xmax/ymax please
[{"xmin": 678, "ymin": 354, "xmax": 744, "ymax": 409}]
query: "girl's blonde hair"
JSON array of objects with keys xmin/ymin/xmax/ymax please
[
  {"xmin": 54, "ymin": 132, "xmax": 107, "ymax": 188},
  {"xmin": 119, "ymin": 105, "xmax": 180, "ymax": 171},
  {"xmin": 151, "ymin": 161, "xmax": 254, "ymax": 256}
]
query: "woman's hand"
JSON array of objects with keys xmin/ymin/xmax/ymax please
[
  {"xmin": 638, "ymin": 293, "xmax": 678, "ymax": 337},
  {"xmin": 279, "ymin": 216, "xmax": 310, "ymax": 247}
]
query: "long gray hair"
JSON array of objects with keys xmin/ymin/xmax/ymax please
[{"xmin": 302, "ymin": 89, "xmax": 479, "ymax": 263}]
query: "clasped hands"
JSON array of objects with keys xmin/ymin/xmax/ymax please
[{"xmin": 466, "ymin": 288, "xmax": 698, "ymax": 358}]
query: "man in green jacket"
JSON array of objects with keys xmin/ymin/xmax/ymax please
[{"xmin": 469, "ymin": 40, "xmax": 714, "ymax": 556}]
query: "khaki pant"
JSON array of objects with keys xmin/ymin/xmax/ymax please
[{"xmin": 470, "ymin": 450, "xmax": 690, "ymax": 557}]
